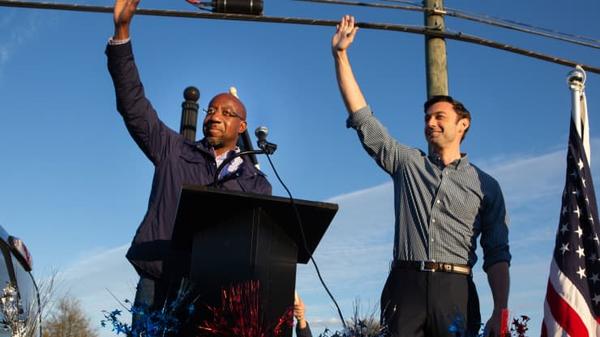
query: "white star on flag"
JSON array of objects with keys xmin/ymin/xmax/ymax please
[
  {"xmin": 574, "ymin": 205, "xmax": 581, "ymax": 218},
  {"xmin": 560, "ymin": 243, "xmax": 570, "ymax": 255},
  {"xmin": 575, "ymin": 226, "xmax": 583, "ymax": 238},
  {"xmin": 576, "ymin": 246, "xmax": 586, "ymax": 258}
]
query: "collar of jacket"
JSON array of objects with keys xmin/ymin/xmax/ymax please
[{"xmin": 192, "ymin": 138, "xmax": 214, "ymax": 156}]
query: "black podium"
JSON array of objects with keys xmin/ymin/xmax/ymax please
[{"xmin": 170, "ymin": 185, "xmax": 338, "ymax": 335}]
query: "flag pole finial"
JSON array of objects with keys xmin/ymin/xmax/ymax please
[
  {"xmin": 567, "ymin": 65, "xmax": 590, "ymax": 164},
  {"xmin": 567, "ymin": 65, "xmax": 586, "ymax": 88}
]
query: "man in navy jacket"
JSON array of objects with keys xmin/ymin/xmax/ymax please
[{"xmin": 107, "ymin": 0, "xmax": 272, "ymax": 314}]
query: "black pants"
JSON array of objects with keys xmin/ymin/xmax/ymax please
[{"xmin": 380, "ymin": 267, "xmax": 481, "ymax": 337}]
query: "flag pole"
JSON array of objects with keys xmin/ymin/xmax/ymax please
[
  {"xmin": 567, "ymin": 66, "xmax": 590, "ymax": 163},
  {"xmin": 567, "ymin": 67, "xmax": 586, "ymax": 138}
]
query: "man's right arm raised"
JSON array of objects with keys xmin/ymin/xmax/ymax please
[
  {"xmin": 107, "ymin": 0, "xmax": 177, "ymax": 165},
  {"xmin": 332, "ymin": 15, "xmax": 409, "ymax": 174},
  {"xmin": 332, "ymin": 15, "xmax": 367, "ymax": 114}
]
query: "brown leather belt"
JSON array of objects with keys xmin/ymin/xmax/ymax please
[{"xmin": 392, "ymin": 260, "xmax": 471, "ymax": 276}]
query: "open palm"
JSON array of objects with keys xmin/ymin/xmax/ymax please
[
  {"xmin": 114, "ymin": 0, "xmax": 140, "ymax": 27},
  {"xmin": 332, "ymin": 15, "xmax": 359, "ymax": 53}
]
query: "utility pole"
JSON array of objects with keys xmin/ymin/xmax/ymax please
[{"xmin": 424, "ymin": 0, "xmax": 448, "ymax": 98}]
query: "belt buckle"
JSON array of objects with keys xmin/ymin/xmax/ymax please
[{"xmin": 420, "ymin": 260, "xmax": 436, "ymax": 272}]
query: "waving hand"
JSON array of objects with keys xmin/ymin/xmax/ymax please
[{"xmin": 113, "ymin": 0, "xmax": 141, "ymax": 40}]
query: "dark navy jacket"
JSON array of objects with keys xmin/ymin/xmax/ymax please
[{"xmin": 106, "ymin": 42, "xmax": 272, "ymax": 280}]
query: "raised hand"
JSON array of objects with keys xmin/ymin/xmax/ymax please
[
  {"xmin": 332, "ymin": 15, "xmax": 359, "ymax": 54},
  {"xmin": 294, "ymin": 293, "xmax": 308, "ymax": 329},
  {"xmin": 113, "ymin": 0, "xmax": 141, "ymax": 40}
]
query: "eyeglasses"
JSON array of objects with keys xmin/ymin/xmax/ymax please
[{"xmin": 203, "ymin": 107, "xmax": 244, "ymax": 120}]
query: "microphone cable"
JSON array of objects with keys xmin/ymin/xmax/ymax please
[
  {"xmin": 212, "ymin": 127, "xmax": 347, "ymax": 329},
  {"xmin": 263, "ymin": 152, "xmax": 347, "ymax": 330}
]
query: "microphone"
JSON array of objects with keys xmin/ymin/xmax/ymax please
[
  {"xmin": 255, "ymin": 126, "xmax": 269, "ymax": 148},
  {"xmin": 255, "ymin": 126, "xmax": 277, "ymax": 155}
]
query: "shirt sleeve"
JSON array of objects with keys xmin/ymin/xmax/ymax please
[
  {"xmin": 105, "ymin": 41, "xmax": 181, "ymax": 165},
  {"xmin": 346, "ymin": 105, "xmax": 413, "ymax": 175},
  {"xmin": 480, "ymin": 177, "xmax": 512, "ymax": 271},
  {"xmin": 296, "ymin": 322, "xmax": 313, "ymax": 337}
]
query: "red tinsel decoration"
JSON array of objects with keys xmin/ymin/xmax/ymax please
[
  {"xmin": 198, "ymin": 280, "xmax": 293, "ymax": 337},
  {"xmin": 510, "ymin": 315, "xmax": 530, "ymax": 337}
]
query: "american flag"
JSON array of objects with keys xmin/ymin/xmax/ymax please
[{"xmin": 542, "ymin": 71, "xmax": 600, "ymax": 337}]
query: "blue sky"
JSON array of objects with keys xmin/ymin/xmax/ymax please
[{"xmin": 0, "ymin": 0, "xmax": 599, "ymax": 336}]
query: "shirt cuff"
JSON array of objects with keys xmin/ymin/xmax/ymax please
[
  {"xmin": 108, "ymin": 37, "xmax": 131, "ymax": 45},
  {"xmin": 346, "ymin": 105, "xmax": 373, "ymax": 129},
  {"xmin": 483, "ymin": 251, "xmax": 511, "ymax": 271},
  {"xmin": 105, "ymin": 39, "xmax": 133, "ymax": 59}
]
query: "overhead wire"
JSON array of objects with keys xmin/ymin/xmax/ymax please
[
  {"xmin": 302, "ymin": 0, "xmax": 600, "ymax": 49},
  {"xmin": 295, "ymin": 0, "xmax": 425, "ymax": 13},
  {"xmin": 380, "ymin": 0, "xmax": 422, "ymax": 6},
  {"xmin": 0, "ymin": 0, "xmax": 598, "ymax": 74},
  {"xmin": 443, "ymin": 5, "xmax": 600, "ymax": 49}
]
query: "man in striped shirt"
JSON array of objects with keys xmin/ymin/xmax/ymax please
[{"xmin": 332, "ymin": 16, "xmax": 511, "ymax": 337}]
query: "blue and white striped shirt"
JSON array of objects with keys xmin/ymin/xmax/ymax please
[{"xmin": 347, "ymin": 106, "xmax": 511, "ymax": 271}]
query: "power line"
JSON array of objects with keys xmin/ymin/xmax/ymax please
[
  {"xmin": 378, "ymin": 0, "xmax": 600, "ymax": 48},
  {"xmin": 381, "ymin": 0, "xmax": 422, "ymax": 6},
  {"xmin": 0, "ymin": 0, "xmax": 599, "ymax": 74},
  {"xmin": 306, "ymin": 0, "xmax": 600, "ymax": 49},
  {"xmin": 444, "ymin": 6, "xmax": 600, "ymax": 49},
  {"xmin": 296, "ymin": 0, "xmax": 425, "ymax": 14}
]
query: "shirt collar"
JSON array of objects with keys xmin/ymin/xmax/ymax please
[
  {"xmin": 213, "ymin": 147, "xmax": 244, "ymax": 179},
  {"xmin": 428, "ymin": 153, "xmax": 470, "ymax": 170},
  {"xmin": 213, "ymin": 146, "xmax": 239, "ymax": 162}
]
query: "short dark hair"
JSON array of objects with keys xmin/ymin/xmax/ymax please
[{"xmin": 424, "ymin": 95, "xmax": 471, "ymax": 140}]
